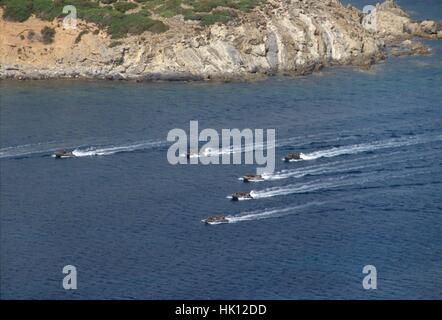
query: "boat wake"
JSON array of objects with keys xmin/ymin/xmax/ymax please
[
  {"xmin": 251, "ymin": 167, "xmax": 435, "ymax": 200},
  {"xmin": 225, "ymin": 202, "xmax": 324, "ymax": 223},
  {"xmin": 182, "ymin": 133, "xmax": 355, "ymax": 158},
  {"xmin": 3, "ymin": 133, "xmax": 439, "ymax": 160},
  {"xmin": 252, "ymin": 176, "xmax": 352, "ymax": 199},
  {"xmin": 265, "ymin": 162, "xmax": 371, "ymax": 181},
  {"xmin": 72, "ymin": 140, "xmax": 166, "ymax": 157},
  {"xmin": 180, "ymin": 133, "xmax": 441, "ymax": 161},
  {"xmin": 0, "ymin": 141, "xmax": 65, "ymax": 159},
  {"xmin": 300, "ymin": 134, "xmax": 441, "ymax": 161},
  {"xmin": 263, "ymin": 148, "xmax": 438, "ymax": 181},
  {"xmin": 0, "ymin": 139, "xmax": 167, "ymax": 159}
]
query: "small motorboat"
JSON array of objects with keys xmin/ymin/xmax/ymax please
[
  {"xmin": 241, "ymin": 174, "xmax": 264, "ymax": 182},
  {"xmin": 284, "ymin": 152, "xmax": 304, "ymax": 161},
  {"xmin": 186, "ymin": 150, "xmax": 199, "ymax": 159},
  {"xmin": 231, "ymin": 191, "xmax": 253, "ymax": 201},
  {"xmin": 53, "ymin": 149, "xmax": 75, "ymax": 158},
  {"xmin": 203, "ymin": 215, "xmax": 229, "ymax": 225}
]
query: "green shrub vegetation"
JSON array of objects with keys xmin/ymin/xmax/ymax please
[
  {"xmin": 100, "ymin": 0, "xmax": 117, "ymax": 4},
  {"xmin": 1, "ymin": 0, "xmax": 33, "ymax": 22},
  {"xmin": 40, "ymin": 25, "xmax": 55, "ymax": 43},
  {"xmin": 113, "ymin": 1, "xmax": 138, "ymax": 13},
  {"xmin": 146, "ymin": 0, "xmax": 263, "ymax": 23},
  {"xmin": 200, "ymin": 9, "xmax": 233, "ymax": 25},
  {"xmin": 0, "ymin": 0, "xmax": 265, "ymax": 37}
]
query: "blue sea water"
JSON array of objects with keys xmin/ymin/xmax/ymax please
[{"xmin": 0, "ymin": 1, "xmax": 441, "ymax": 300}]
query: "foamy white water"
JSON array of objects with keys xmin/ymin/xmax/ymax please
[
  {"xmin": 0, "ymin": 139, "xmax": 167, "ymax": 159},
  {"xmin": 264, "ymin": 149, "xmax": 431, "ymax": 181},
  {"xmin": 301, "ymin": 134, "xmax": 441, "ymax": 160},
  {"xmin": 72, "ymin": 140, "xmax": 166, "ymax": 157},
  {"xmin": 251, "ymin": 167, "xmax": 435, "ymax": 200},
  {"xmin": 180, "ymin": 133, "xmax": 441, "ymax": 161},
  {"xmin": 0, "ymin": 141, "xmax": 67, "ymax": 159},
  {"xmin": 252, "ymin": 177, "xmax": 351, "ymax": 199},
  {"xmin": 226, "ymin": 202, "xmax": 325, "ymax": 223}
]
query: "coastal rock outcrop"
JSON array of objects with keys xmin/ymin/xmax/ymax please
[
  {"xmin": 0, "ymin": 0, "xmax": 440, "ymax": 81},
  {"xmin": 363, "ymin": 0, "xmax": 441, "ymax": 40}
]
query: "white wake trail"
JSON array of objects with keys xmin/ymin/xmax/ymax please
[
  {"xmin": 195, "ymin": 134, "xmax": 330, "ymax": 157},
  {"xmin": 226, "ymin": 202, "xmax": 324, "ymax": 223},
  {"xmin": 198, "ymin": 133, "xmax": 441, "ymax": 160},
  {"xmin": 264, "ymin": 150, "xmax": 417, "ymax": 181},
  {"xmin": 253, "ymin": 167, "xmax": 436, "ymax": 200},
  {"xmin": 301, "ymin": 134, "xmax": 442, "ymax": 160},
  {"xmin": 72, "ymin": 140, "xmax": 166, "ymax": 157},
  {"xmin": 0, "ymin": 139, "xmax": 167, "ymax": 159},
  {"xmin": 252, "ymin": 176, "xmax": 352, "ymax": 199},
  {"xmin": 0, "ymin": 141, "xmax": 66, "ymax": 159}
]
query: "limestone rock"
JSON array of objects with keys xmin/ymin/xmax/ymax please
[{"xmin": 1, "ymin": 0, "xmax": 441, "ymax": 81}]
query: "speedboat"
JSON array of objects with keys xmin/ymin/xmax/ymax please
[
  {"xmin": 53, "ymin": 149, "xmax": 75, "ymax": 158},
  {"xmin": 284, "ymin": 152, "xmax": 304, "ymax": 161},
  {"xmin": 186, "ymin": 150, "xmax": 199, "ymax": 159},
  {"xmin": 203, "ymin": 215, "xmax": 229, "ymax": 225},
  {"xmin": 231, "ymin": 191, "xmax": 253, "ymax": 201},
  {"xmin": 241, "ymin": 174, "xmax": 264, "ymax": 182}
]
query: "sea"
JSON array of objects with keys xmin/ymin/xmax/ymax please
[{"xmin": 0, "ymin": 0, "xmax": 441, "ymax": 299}]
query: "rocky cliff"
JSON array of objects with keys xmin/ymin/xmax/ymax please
[{"xmin": 1, "ymin": 0, "xmax": 441, "ymax": 81}]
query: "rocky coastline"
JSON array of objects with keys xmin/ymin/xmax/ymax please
[{"xmin": 1, "ymin": 0, "xmax": 441, "ymax": 82}]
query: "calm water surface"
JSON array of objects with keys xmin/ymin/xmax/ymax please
[{"xmin": 1, "ymin": 1, "xmax": 441, "ymax": 299}]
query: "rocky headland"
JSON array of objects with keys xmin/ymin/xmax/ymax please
[{"xmin": 1, "ymin": 0, "xmax": 441, "ymax": 81}]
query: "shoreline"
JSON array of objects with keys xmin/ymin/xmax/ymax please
[
  {"xmin": 0, "ymin": 52, "xmax": 383, "ymax": 82},
  {"xmin": 0, "ymin": 46, "xmax": 424, "ymax": 83},
  {"xmin": 1, "ymin": 38, "xmax": 436, "ymax": 83},
  {"xmin": 1, "ymin": 0, "xmax": 440, "ymax": 82}
]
